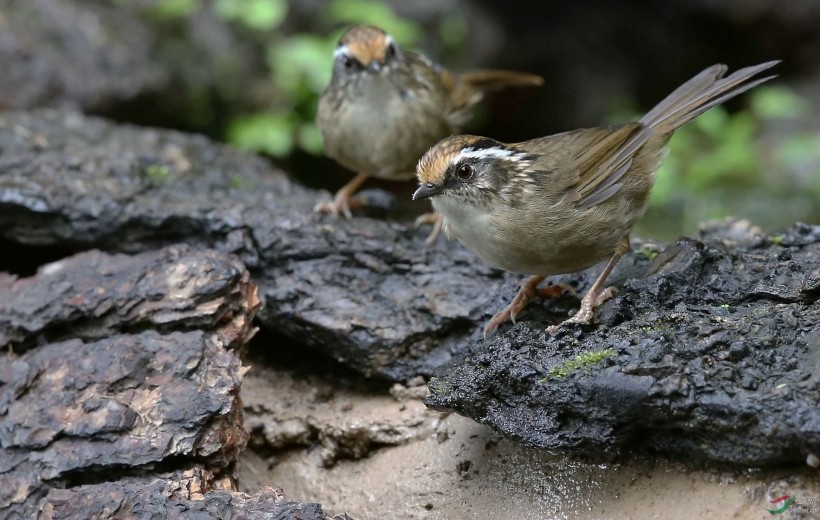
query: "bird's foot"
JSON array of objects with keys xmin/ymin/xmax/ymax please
[
  {"xmin": 414, "ymin": 211, "xmax": 444, "ymax": 245},
  {"xmin": 484, "ymin": 277, "xmax": 574, "ymax": 338},
  {"xmin": 547, "ymin": 286, "xmax": 617, "ymax": 334},
  {"xmin": 314, "ymin": 191, "xmax": 364, "ymax": 219}
]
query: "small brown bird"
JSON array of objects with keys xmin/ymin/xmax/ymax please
[
  {"xmin": 414, "ymin": 61, "xmax": 778, "ymax": 336},
  {"xmin": 316, "ymin": 25, "xmax": 543, "ymax": 242}
]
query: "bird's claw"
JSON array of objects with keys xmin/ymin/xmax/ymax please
[
  {"xmin": 414, "ymin": 211, "xmax": 444, "ymax": 245},
  {"xmin": 546, "ymin": 285, "xmax": 617, "ymax": 334},
  {"xmin": 314, "ymin": 193, "xmax": 362, "ymax": 219}
]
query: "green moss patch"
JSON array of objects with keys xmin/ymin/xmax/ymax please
[{"xmin": 542, "ymin": 348, "xmax": 616, "ymax": 381}]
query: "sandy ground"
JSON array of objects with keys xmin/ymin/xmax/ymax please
[{"xmin": 237, "ymin": 360, "xmax": 819, "ymax": 520}]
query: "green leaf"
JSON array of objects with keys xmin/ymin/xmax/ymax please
[
  {"xmin": 691, "ymin": 107, "xmax": 729, "ymax": 139},
  {"xmin": 215, "ymin": 0, "xmax": 288, "ymax": 31},
  {"xmin": 228, "ymin": 113, "xmax": 293, "ymax": 156},
  {"xmin": 152, "ymin": 0, "xmax": 200, "ymax": 19},
  {"xmin": 324, "ymin": 0, "xmax": 421, "ymax": 46},
  {"xmin": 651, "ymin": 157, "xmax": 677, "ymax": 206},
  {"xmin": 297, "ymin": 122, "xmax": 325, "ymax": 155},
  {"xmin": 268, "ymin": 35, "xmax": 335, "ymax": 95},
  {"xmin": 438, "ymin": 14, "xmax": 468, "ymax": 49},
  {"xmin": 775, "ymin": 133, "xmax": 820, "ymax": 172},
  {"xmin": 750, "ymin": 86, "xmax": 809, "ymax": 120}
]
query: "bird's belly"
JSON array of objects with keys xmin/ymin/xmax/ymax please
[
  {"xmin": 437, "ymin": 200, "xmax": 624, "ymax": 276},
  {"xmin": 320, "ymin": 90, "xmax": 451, "ymax": 179}
]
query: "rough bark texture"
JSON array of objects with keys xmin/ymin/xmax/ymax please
[
  {"xmin": 1, "ymin": 109, "xmax": 818, "ymax": 470},
  {"xmin": 41, "ymin": 475, "xmax": 351, "ymax": 520},
  {"xmin": 427, "ymin": 220, "xmax": 820, "ymax": 466},
  {"xmin": 0, "ymin": 245, "xmax": 258, "ymax": 353},
  {"xmin": 0, "ymin": 108, "xmax": 507, "ymax": 380},
  {"xmin": 0, "ymin": 246, "xmax": 262, "ymax": 519},
  {"xmin": 0, "ymin": 0, "xmax": 168, "ymax": 110}
]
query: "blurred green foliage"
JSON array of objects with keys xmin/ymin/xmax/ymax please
[
  {"xmin": 148, "ymin": 0, "xmax": 817, "ymax": 235},
  {"xmin": 214, "ymin": 0, "xmax": 287, "ymax": 30},
  {"xmin": 635, "ymin": 85, "xmax": 820, "ymax": 239},
  {"xmin": 653, "ymin": 86, "xmax": 808, "ymax": 199},
  {"xmin": 322, "ymin": 0, "xmax": 421, "ymax": 44},
  {"xmin": 151, "ymin": 0, "xmax": 445, "ymax": 157},
  {"xmin": 151, "ymin": 0, "xmax": 199, "ymax": 19}
]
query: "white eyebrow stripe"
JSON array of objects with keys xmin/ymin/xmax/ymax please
[
  {"xmin": 333, "ymin": 46, "xmax": 351, "ymax": 59},
  {"xmin": 454, "ymin": 147, "xmax": 531, "ymax": 163}
]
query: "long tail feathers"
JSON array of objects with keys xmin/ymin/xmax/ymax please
[
  {"xmin": 640, "ymin": 60, "xmax": 780, "ymax": 133},
  {"xmin": 572, "ymin": 61, "xmax": 779, "ymax": 209},
  {"xmin": 458, "ymin": 70, "xmax": 544, "ymax": 91}
]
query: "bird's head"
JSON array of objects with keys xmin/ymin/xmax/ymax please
[
  {"xmin": 332, "ymin": 25, "xmax": 404, "ymax": 79},
  {"xmin": 414, "ymin": 135, "xmax": 539, "ymax": 208}
]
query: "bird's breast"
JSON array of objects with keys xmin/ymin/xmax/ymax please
[
  {"xmin": 318, "ymin": 78, "xmax": 453, "ymax": 178},
  {"xmin": 434, "ymin": 198, "xmax": 627, "ymax": 276}
]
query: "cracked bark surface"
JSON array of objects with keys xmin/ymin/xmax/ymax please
[
  {"xmin": 1, "ymin": 109, "xmax": 818, "ymax": 469},
  {"xmin": 0, "ymin": 245, "xmax": 282, "ymax": 518},
  {"xmin": 427, "ymin": 221, "xmax": 820, "ymax": 466},
  {"xmin": 0, "ymin": 0, "xmax": 168, "ymax": 110},
  {"xmin": 41, "ymin": 474, "xmax": 351, "ymax": 520},
  {"xmin": 0, "ymin": 108, "xmax": 505, "ymax": 380}
]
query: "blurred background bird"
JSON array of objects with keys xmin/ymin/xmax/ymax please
[{"xmin": 314, "ymin": 24, "xmax": 543, "ymax": 242}]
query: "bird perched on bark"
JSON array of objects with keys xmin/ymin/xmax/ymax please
[
  {"xmin": 316, "ymin": 24, "xmax": 543, "ymax": 243},
  {"xmin": 414, "ymin": 60, "xmax": 778, "ymax": 335}
]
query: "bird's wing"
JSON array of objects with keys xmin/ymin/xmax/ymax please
[
  {"xmin": 524, "ymin": 123, "xmax": 648, "ymax": 208},
  {"xmin": 409, "ymin": 55, "xmax": 543, "ymax": 127},
  {"xmin": 401, "ymin": 52, "xmax": 476, "ymax": 127}
]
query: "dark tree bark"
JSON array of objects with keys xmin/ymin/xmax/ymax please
[
  {"xmin": 427, "ymin": 221, "xmax": 820, "ymax": 466},
  {"xmin": 0, "ymin": 246, "xmax": 264, "ymax": 518},
  {"xmin": 1, "ymin": 109, "xmax": 817, "ymax": 470},
  {"xmin": 0, "ymin": 108, "xmax": 504, "ymax": 381}
]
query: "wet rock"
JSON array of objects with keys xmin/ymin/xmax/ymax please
[
  {"xmin": 0, "ymin": 245, "xmax": 259, "ymax": 518},
  {"xmin": 0, "ymin": 0, "xmax": 168, "ymax": 110},
  {"xmin": 0, "ymin": 245, "xmax": 258, "ymax": 353},
  {"xmin": 0, "ymin": 108, "xmax": 509, "ymax": 380},
  {"xmin": 426, "ymin": 222, "xmax": 820, "ymax": 467},
  {"xmin": 42, "ymin": 475, "xmax": 351, "ymax": 520},
  {"xmin": 1, "ymin": 111, "xmax": 817, "ymax": 469},
  {"xmin": 0, "ymin": 0, "xmax": 271, "ymax": 134},
  {"xmin": 1, "ymin": 110, "xmax": 817, "ymax": 469}
]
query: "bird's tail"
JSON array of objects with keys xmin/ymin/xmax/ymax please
[
  {"xmin": 640, "ymin": 60, "xmax": 779, "ymax": 134},
  {"xmin": 458, "ymin": 70, "xmax": 544, "ymax": 91},
  {"xmin": 446, "ymin": 70, "xmax": 544, "ymax": 127}
]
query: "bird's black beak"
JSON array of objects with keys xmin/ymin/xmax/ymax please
[{"xmin": 413, "ymin": 182, "xmax": 442, "ymax": 200}]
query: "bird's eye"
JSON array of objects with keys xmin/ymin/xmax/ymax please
[
  {"xmin": 456, "ymin": 163, "xmax": 474, "ymax": 181},
  {"xmin": 386, "ymin": 42, "xmax": 397, "ymax": 58},
  {"xmin": 341, "ymin": 55, "xmax": 355, "ymax": 69}
]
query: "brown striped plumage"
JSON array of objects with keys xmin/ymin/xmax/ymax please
[
  {"xmin": 414, "ymin": 61, "xmax": 779, "ymax": 336},
  {"xmin": 315, "ymin": 25, "xmax": 543, "ymax": 241}
]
